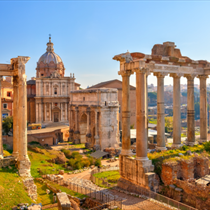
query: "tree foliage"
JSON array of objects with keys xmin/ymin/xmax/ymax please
[
  {"xmin": 165, "ymin": 116, "xmax": 173, "ymax": 133},
  {"xmin": 2, "ymin": 116, "xmax": 13, "ymax": 135}
]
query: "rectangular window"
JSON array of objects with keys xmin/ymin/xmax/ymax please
[
  {"xmin": 3, "ymin": 103, "xmax": 7, "ymax": 109},
  {"xmin": 54, "ymin": 88, "xmax": 57, "ymax": 95},
  {"xmin": 7, "ymin": 92, "xmax": 11, "ymax": 97}
]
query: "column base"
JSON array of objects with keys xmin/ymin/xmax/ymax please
[
  {"xmin": 171, "ymin": 143, "xmax": 183, "ymax": 149},
  {"xmin": 156, "ymin": 146, "xmax": 167, "ymax": 151},
  {"xmin": 120, "ymin": 149, "xmax": 134, "ymax": 156},
  {"xmin": 199, "ymin": 139, "xmax": 207, "ymax": 143},
  {"xmin": 186, "ymin": 141, "xmax": 196, "ymax": 147},
  {"xmin": 18, "ymin": 159, "xmax": 31, "ymax": 177},
  {"xmin": 12, "ymin": 152, "xmax": 18, "ymax": 159}
]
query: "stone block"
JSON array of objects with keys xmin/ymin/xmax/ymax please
[
  {"xmin": 57, "ymin": 192, "xmax": 71, "ymax": 210},
  {"xmin": 175, "ymin": 187, "xmax": 183, "ymax": 192}
]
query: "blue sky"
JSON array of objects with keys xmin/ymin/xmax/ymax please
[{"xmin": 1, "ymin": 1, "xmax": 210, "ymax": 88}]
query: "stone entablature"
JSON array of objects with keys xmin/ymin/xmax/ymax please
[{"xmin": 69, "ymin": 88, "xmax": 120, "ymax": 150}]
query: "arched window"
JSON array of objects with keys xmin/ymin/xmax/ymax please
[{"xmin": 54, "ymin": 87, "xmax": 57, "ymax": 95}]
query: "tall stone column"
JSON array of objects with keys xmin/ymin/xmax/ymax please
[
  {"xmin": 94, "ymin": 109, "xmax": 100, "ymax": 149},
  {"xmin": 185, "ymin": 74, "xmax": 195, "ymax": 146},
  {"xmin": 61, "ymin": 103, "xmax": 63, "ymax": 121},
  {"xmin": 69, "ymin": 106, "xmax": 74, "ymax": 142},
  {"xmin": 0, "ymin": 77, "xmax": 3, "ymax": 159},
  {"xmin": 154, "ymin": 72, "xmax": 167, "ymax": 150},
  {"xmin": 45, "ymin": 103, "xmax": 47, "ymax": 122},
  {"xmin": 12, "ymin": 76, "xmax": 19, "ymax": 158},
  {"xmin": 38, "ymin": 103, "xmax": 41, "ymax": 123},
  {"xmin": 135, "ymin": 69, "xmax": 148, "ymax": 160},
  {"xmin": 18, "ymin": 73, "xmax": 31, "ymax": 177},
  {"xmin": 74, "ymin": 106, "xmax": 80, "ymax": 144},
  {"xmin": 118, "ymin": 70, "xmax": 133, "ymax": 156},
  {"xmin": 41, "ymin": 103, "xmax": 43, "ymax": 122},
  {"xmin": 198, "ymin": 75, "xmax": 208, "ymax": 142},
  {"xmin": 49, "ymin": 103, "xmax": 52, "ymax": 121},
  {"xmin": 86, "ymin": 107, "xmax": 92, "ymax": 148},
  {"xmin": 36, "ymin": 103, "xmax": 39, "ymax": 123},
  {"xmin": 170, "ymin": 73, "xmax": 182, "ymax": 148},
  {"xmin": 65, "ymin": 103, "xmax": 67, "ymax": 121}
]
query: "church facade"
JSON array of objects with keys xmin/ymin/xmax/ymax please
[{"xmin": 27, "ymin": 37, "xmax": 80, "ymax": 124}]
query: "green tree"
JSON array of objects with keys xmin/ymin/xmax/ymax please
[
  {"xmin": 148, "ymin": 92, "xmax": 157, "ymax": 101},
  {"xmin": 2, "ymin": 116, "xmax": 13, "ymax": 135},
  {"xmin": 165, "ymin": 116, "xmax": 173, "ymax": 133}
]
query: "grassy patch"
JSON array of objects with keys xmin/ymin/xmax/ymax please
[
  {"xmin": 68, "ymin": 143, "xmax": 85, "ymax": 149},
  {"xmin": 0, "ymin": 165, "xmax": 33, "ymax": 210},
  {"xmin": 93, "ymin": 170, "xmax": 120, "ymax": 184},
  {"xmin": 28, "ymin": 148, "xmax": 66, "ymax": 178}
]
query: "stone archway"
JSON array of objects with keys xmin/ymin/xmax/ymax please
[
  {"xmin": 52, "ymin": 107, "xmax": 60, "ymax": 122},
  {"xmin": 80, "ymin": 113, "xmax": 87, "ymax": 143}
]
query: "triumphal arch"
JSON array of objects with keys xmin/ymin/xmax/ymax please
[
  {"xmin": 0, "ymin": 56, "xmax": 31, "ymax": 177},
  {"xmin": 113, "ymin": 42, "xmax": 210, "ymax": 190}
]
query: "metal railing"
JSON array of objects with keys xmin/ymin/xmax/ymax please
[{"xmin": 43, "ymin": 175, "xmax": 123, "ymax": 209}]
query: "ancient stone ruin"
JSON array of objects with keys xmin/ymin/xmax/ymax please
[
  {"xmin": 0, "ymin": 56, "xmax": 37, "ymax": 199},
  {"xmin": 113, "ymin": 42, "xmax": 210, "ymax": 190}
]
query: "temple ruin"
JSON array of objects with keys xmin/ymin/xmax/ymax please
[{"xmin": 113, "ymin": 41, "xmax": 210, "ymax": 190}]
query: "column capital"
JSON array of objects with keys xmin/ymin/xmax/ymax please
[
  {"xmin": 118, "ymin": 70, "xmax": 133, "ymax": 77},
  {"xmin": 154, "ymin": 72, "xmax": 168, "ymax": 78},
  {"xmin": 134, "ymin": 67, "xmax": 150, "ymax": 75},
  {"xmin": 169, "ymin": 73, "xmax": 183, "ymax": 78},
  {"xmin": 197, "ymin": 75, "xmax": 208, "ymax": 80},
  {"xmin": 184, "ymin": 74, "xmax": 196, "ymax": 80}
]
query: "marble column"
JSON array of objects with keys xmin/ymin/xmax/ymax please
[
  {"xmin": 49, "ymin": 103, "xmax": 52, "ymax": 121},
  {"xmin": 74, "ymin": 106, "xmax": 80, "ymax": 143},
  {"xmin": 185, "ymin": 74, "xmax": 195, "ymax": 146},
  {"xmin": 45, "ymin": 103, "xmax": 47, "ymax": 122},
  {"xmin": 94, "ymin": 109, "xmax": 100, "ymax": 146},
  {"xmin": 12, "ymin": 76, "xmax": 19, "ymax": 158},
  {"xmin": 170, "ymin": 73, "xmax": 182, "ymax": 148},
  {"xmin": 41, "ymin": 103, "xmax": 43, "ymax": 122},
  {"xmin": 118, "ymin": 70, "xmax": 133, "ymax": 156},
  {"xmin": 154, "ymin": 72, "xmax": 167, "ymax": 150},
  {"xmin": 61, "ymin": 103, "xmax": 63, "ymax": 121},
  {"xmin": 36, "ymin": 103, "xmax": 39, "ymax": 123},
  {"xmin": 135, "ymin": 69, "xmax": 148, "ymax": 160},
  {"xmin": 198, "ymin": 75, "xmax": 208, "ymax": 142},
  {"xmin": 65, "ymin": 103, "xmax": 67, "ymax": 121},
  {"xmin": 38, "ymin": 103, "xmax": 41, "ymax": 123},
  {"xmin": 0, "ymin": 77, "xmax": 3, "ymax": 159},
  {"xmin": 86, "ymin": 107, "xmax": 91, "ymax": 135}
]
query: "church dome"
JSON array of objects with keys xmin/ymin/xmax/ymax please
[{"xmin": 38, "ymin": 37, "xmax": 63, "ymax": 64}]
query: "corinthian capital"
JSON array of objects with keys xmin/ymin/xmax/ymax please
[
  {"xmin": 184, "ymin": 74, "xmax": 196, "ymax": 80},
  {"xmin": 197, "ymin": 75, "xmax": 208, "ymax": 80},
  {"xmin": 118, "ymin": 70, "xmax": 133, "ymax": 77},
  {"xmin": 154, "ymin": 72, "xmax": 168, "ymax": 78},
  {"xmin": 11, "ymin": 56, "xmax": 30, "ymax": 77},
  {"xmin": 169, "ymin": 73, "xmax": 183, "ymax": 78}
]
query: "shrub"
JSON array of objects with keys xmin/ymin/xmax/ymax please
[
  {"xmin": 61, "ymin": 149, "xmax": 72, "ymax": 159},
  {"xmin": 95, "ymin": 159, "xmax": 101, "ymax": 167},
  {"xmin": 71, "ymin": 151, "xmax": 82, "ymax": 160},
  {"xmin": 203, "ymin": 141, "xmax": 210, "ymax": 152}
]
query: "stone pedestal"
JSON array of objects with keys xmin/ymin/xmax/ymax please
[
  {"xmin": 69, "ymin": 129, "xmax": 74, "ymax": 142},
  {"xmin": 73, "ymin": 131, "xmax": 80, "ymax": 144},
  {"xmin": 118, "ymin": 155, "xmax": 157, "ymax": 191}
]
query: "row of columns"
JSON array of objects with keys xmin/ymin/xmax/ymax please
[
  {"xmin": 119, "ymin": 69, "xmax": 208, "ymax": 159},
  {"xmin": 69, "ymin": 106, "xmax": 100, "ymax": 146},
  {"xmin": 36, "ymin": 102, "xmax": 68, "ymax": 123}
]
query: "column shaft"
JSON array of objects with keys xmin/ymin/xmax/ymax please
[
  {"xmin": 171, "ymin": 74, "xmax": 182, "ymax": 148},
  {"xmin": 186, "ymin": 75, "xmax": 195, "ymax": 145},
  {"xmin": 119, "ymin": 70, "xmax": 133, "ymax": 156},
  {"xmin": 45, "ymin": 103, "xmax": 47, "ymax": 121},
  {"xmin": 136, "ymin": 71, "xmax": 148, "ymax": 160},
  {"xmin": 65, "ymin": 103, "xmax": 67, "ymax": 121},
  {"xmin": 155, "ymin": 73, "xmax": 166, "ymax": 150},
  {"xmin": 49, "ymin": 103, "xmax": 52, "ymax": 121},
  {"xmin": 12, "ymin": 76, "xmax": 19, "ymax": 158},
  {"xmin": 199, "ymin": 75, "xmax": 208, "ymax": 142},
  {"xmin": 18, "ymin": 75, "xmax": 29, "ymax": 161}
]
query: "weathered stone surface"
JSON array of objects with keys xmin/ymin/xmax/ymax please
[
  {"xmin": 57, "ymin": 192, "xmax": 71, "ymax": 210},
  {"xmin": 0, "ymin": 156, "xmax": 15, "ymax": 168}
]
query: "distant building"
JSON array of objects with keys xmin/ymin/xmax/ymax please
[
  {"xmin": 88, "ymin": 79, "xmax": 136, "ymax": 129},
  {"xmin": 27, "ymin": 36, "xmax": 80, "ymax": 124}
]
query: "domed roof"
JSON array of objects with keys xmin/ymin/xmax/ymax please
[{"xmin": 38, "ymin": 37, "xmax": 63, "ymax": 64}]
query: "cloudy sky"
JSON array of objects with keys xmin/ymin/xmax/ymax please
[{"xmin": 0, "ymin": 1, "xmax": 210, "ymax": 88}]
